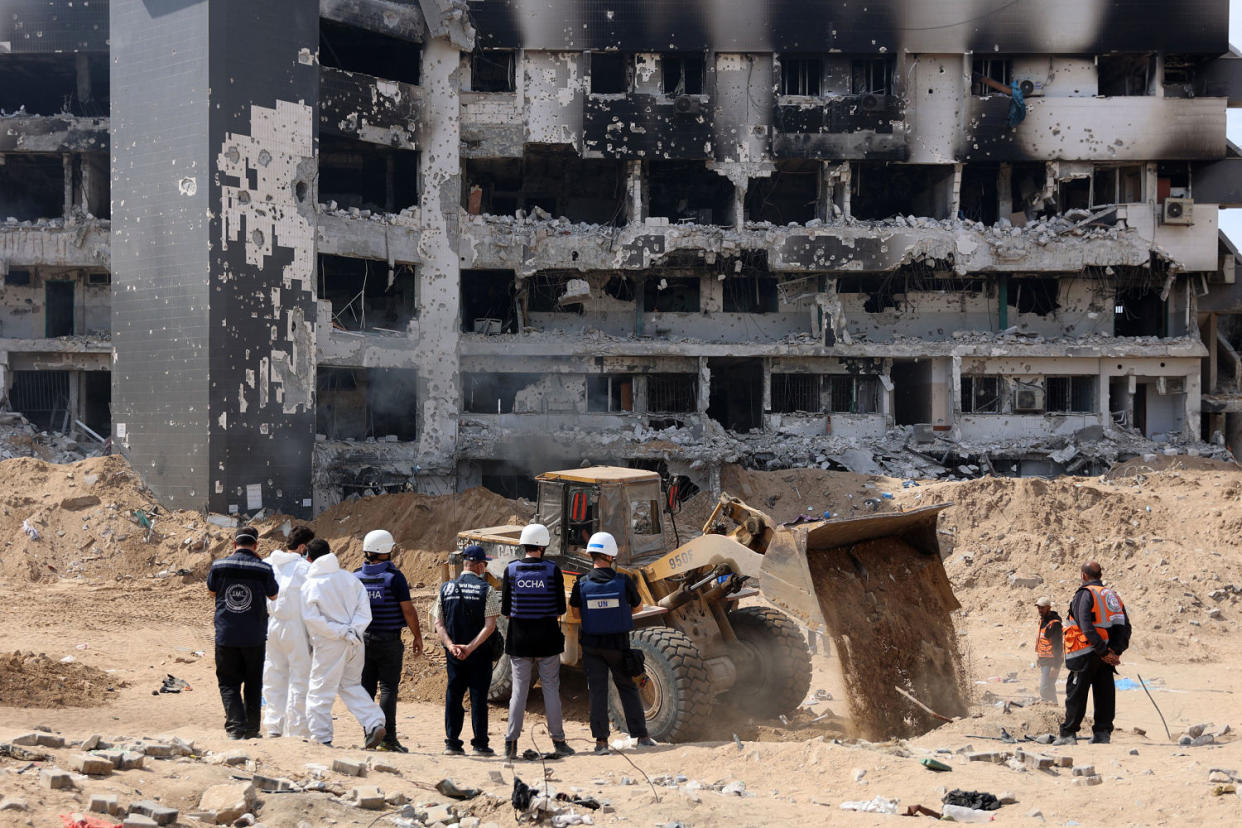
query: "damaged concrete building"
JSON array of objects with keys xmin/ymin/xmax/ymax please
[{"xmin": 2, "ymin": 1, "xmax": 1241, "ymax": 515}]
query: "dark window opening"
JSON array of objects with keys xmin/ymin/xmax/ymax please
[
  {"xmin": 5, "ymin": 269, "xmax": 32, "ymax": 286},
  {"xmin": 318, "ymin": 19, "xmax": 420, "ymax": 85},
  {"xmin": 643, "ymin": 276, "xmax": 700, "ymax": 312},
  {"xmin": 1007, "ymin": 278, "xmax": 1061, "ymax": 316},
  {"xmin": 960, "ymin": 163, "xmax": 1000, "ymax": 225},
  {"xmin": 604, "ymin": 276, "xmax": 635, "ymax": 302},
  {"xmin": 0, "ymin": 154, "xmax": 65, "ymax": 221},
  {"xmin": 318, "ymin": 136, "xmax": 418, "ymax": 213},
  {"xmin": 45, "ymin": 281, "xmax": 75, "ymax": 337},
  {"xmin": 971, "ymin": 58, "xmax": 1013, "ymax": 95},
  {"xmin": 590, "ymin": 52, "xmax": 629, "ymax": 94},
  {"xmin": 465, "ymin": 148, "xmax": 626, "ymax": 225},
  {"xmin": 82, "ymin": 371, "xmax": 111, "ymax": 437},
  {"xmin": 851, "ymin": 57, "xmax": 895, "ymax": 95},
  {"xmin": 1092, "ymin": 165, "xmax": 1144, "ymax": 206},
  {"xmin": 87, "ymin": 271, "xmax": 111, "ymax": 286},
  {"xmin": 851, "ymin": 163, "xmax": 956, "ymax": 221},
  {"xmin": 1098, "ymin": 54, "xmax": 1153, "ymax": 96},
  {"xmin": 317, "ymin": 367, "xmax": 418, "ymax": 441},
  {"xmin": 892, "ymin": 360, "xmax": 932, "ymax": 425},
  {"xmin": 746, "ymin": 160, "xmax": 819, "ymax": 225},
  {"xmin": 460, "ymin": 270, "xmax": 517, "ymax": 334},
  {"xmin": 1012, "ymin": 162, "xmax": 1048, "ymax": 217},
  {"xmin": 723, "ymin": 277, "xmax": 779, "ymax": 313},
  {"xmin": 471, "ymin": 49, "xmax": 515, "ymax": 92},
  {"xmin": 478, "ymin": 461, "xmax": 539, "ymax": 500},
  {"xmin": 780, "ymin": 56, "xmax": 822, "ymax": 96},
  {"xmin": 648, "ymin": 374, "xmax": 698, "ymax": 413},
  {"xmin": 462, "ymin": 372, "xmax": 541, "ymax": 414},
  {"xmin": 525, "ymin": 273, "xmax": 585, "ymax": 313},
  {"xmin": 80, "ymin": 153, "xmax": 110, "ymax": 219},
  {"xmin": 0, "ymin": 53, "xmax": 108, "ymax": 117},
  {"xmin": 648, "ymin": 161, "xmax": 734, "ymax": 225},
  {"xmin": 1115, "ymin": 286, "xmax": 1164, "ymax": 337},
  {"xmin": 707, "ymin": 358, "xmax": 763, "ymax": 432},
  {"xmin": 662, "ymin": 53, "xmax": 705, "ymax": 96},
  {"xmin": 1046, "ymin": 376, "xmax": 1096, "ymax": 413},
  {"xmin": 961, "ymin": 375, "xmax": 1003, "ymax": 414},
  {"xmin": 771, "ymin": 373, "xmax": 881, "ymax": 414},
  {"xmin": 587, "ymin": 375, "xmax": 635, "ymax": 413},
  {"xmin": 7, "ymin": 370, "xmax": 70, "ymax": 431},
  {"xmin": 317, "ymin": 254, "xmax": 416, "ymax": 332},
  {"xmin": 1058, "ymin": 177, "xmax": 1091, "ymax": 211}
]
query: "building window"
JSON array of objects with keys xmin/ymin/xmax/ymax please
[
  {"xmin": 647, "ymin": 374, "xmax": 698, "ymax": 413},
  {"xmin": 662, "ymin": 53, "xmax": 704, "ymax": 96},
  {"xmin": 1046, "ymin": 376, "xmax": 1096, "ymax": 413},
  {"xmin": 1092, "ymin": 165, "xmax": 1145, "ymax": 207},
  {"xmin": 471, "ymin": 49, "xmax": 515, "ymax": 92},
  {"xmin": 780, "ymin": 56, "xmax": 822, "ymax": 96},
  {"xmin": 643, "ymin": 276, "xmax": 701, "ymax": 312},
  {"xmin": 771, "ymin": 374, "xmax": 822, "ymax": 413},
  {"xmin": 826, "ymin": 375, "xmax": 881, "ymax": 413},
  {"xmin": 1098, "ymin": 54, "xmax": 1153, "ymax": 96},
  {"xmin": 586, "ymin": 375, "xmax": 634, "ymax": 413},
  {"xmin": 590, "ymin": 52, "xmax": 629, "ymax": 94},
  {"xmin": 4, "ymin": 269, "xmax": 32, "ymax": 286},
  {"xmin": 961, "ymin": 375, "xmax": 1003, "ymax": 413},
  {"xmin": 771, "ymin": 374, "xmax": 880, "ymax": 414},
  {"xmin": 971, "ymin": 58, "xmax": 1012, "ymax": 96},
  {"xmin": 851, "ymin": 57, "xmax": 895, "ymax": 95}
]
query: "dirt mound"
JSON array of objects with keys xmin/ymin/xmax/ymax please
[
  {"xmin": 1104, "ymin": 454, "xmax": 1238, "ymax": 480},
  {"xmin": 0, "ymin": 455, "xmax": 233, "ymax": 583},
  {"xmin": 810, "ymin": 536, "xmax": 968, "ymax": 739},
  {"xmin": 0, "ymin": 651, "xmax": 126, "ymax": 708},
  {"xmin": 297, "ymin": 488, "xmax": 532, "ymax": 585}
]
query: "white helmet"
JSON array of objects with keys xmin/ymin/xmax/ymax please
[
  {"xmin": 363, "ymin": 529, "xmax": 395, "ymax": 556},
  {"xmin": 586, "ymin": 531, "xmax": 618, "ymax": 558},
  {"xmin": 519, "ymin": 523, "xmax": 551, "ymax": 548}
]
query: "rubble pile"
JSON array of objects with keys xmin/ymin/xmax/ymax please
[{"xmin": 0, "ymin": 411, "xmax": 107, "ymax": 464}]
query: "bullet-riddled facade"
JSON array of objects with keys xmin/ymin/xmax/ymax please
[{"xmin": 2, "ymin": 1, "xmax": 1241, "ymax": 515}]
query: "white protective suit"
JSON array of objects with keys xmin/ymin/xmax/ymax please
[
  {"xmin": 261, "ymin": 550, "xmax": 312, "ymax": 737},
  {"xmin": 302, "ymin": 552, "xmax": 385, "ymax": 744}
]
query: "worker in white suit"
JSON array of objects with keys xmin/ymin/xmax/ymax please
[
  {"xmin": 260, "ymin": 526, "xmax": 315, "ymax": 738},
  {"xmin": 301, "ymin": 538, "xmax": 387, "ymax": 748}
]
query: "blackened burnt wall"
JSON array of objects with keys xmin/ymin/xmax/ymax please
[
  {"xmin": 112, "ymin": 0, "xmax": 318, "ymax": 517},
  {"xmin": 111, "ymin": 0, "xmax": 213, "ymax": 509},
  {"xmin": 0, "ymin": 0, "xmax": 109, "ymax": 52}
]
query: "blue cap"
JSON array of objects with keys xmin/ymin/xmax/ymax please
[{"xmin": 462, "ymin": 544, "xmax": 491, "ymax": 561}]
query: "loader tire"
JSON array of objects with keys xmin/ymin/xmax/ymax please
[
  {"xmin": 609, "ymin": 627, "xmax": 712, "ymax": 743},
  {"xmin": 724, "ymin": 606, "xmax": 812, "ymax": 718},
  {"xmin": 487, "ymin": 617, "xmax": 512, "ymax": 703}
]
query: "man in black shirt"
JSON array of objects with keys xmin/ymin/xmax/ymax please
[
  {"xmin": 569, "ymin": 531, "xmax": 655, "ymax": 754},
  {"xmin": 207, "ymin": 527, "xmax": 279, "ymax": 739},
  {"xmin": 1056, "ymin": 561, "xmax": 1132, "ymax": 745}
]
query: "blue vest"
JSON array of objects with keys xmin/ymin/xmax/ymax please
[
  {"xmin": 440, "ymin": 572, "xmax": 490, "ymax": 645},
  {"xmin": 356, "ymin": 562, "xmax": 404, "ymax": 633},
  {"xmin": 507, "ymin": 559, "xmax": 560, "ymax": 619},
  {"xmin": 578, "ymin": 571, "xmax": 634, "ymax": 636}
]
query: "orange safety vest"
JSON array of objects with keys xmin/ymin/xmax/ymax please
[
  {"xmin": 1035, "ymin": 617, "xmax": 1058, "ymax": 659},
  {"xmin": 1063, "ymin": 584, "xmax": 1127, "ymax": 670}
]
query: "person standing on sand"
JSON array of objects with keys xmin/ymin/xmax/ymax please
[
  {"xmin": 1056, "ymin": 561, "xmax": 1131, "ymax": 745},
  {"xmin": 206, "ymin": 526, "xmax": 279, "ymax": 740},
  {"xmin": 1034, "ymin": 595, "xmax": 1063, "ymax": 703},
  {"xmin": 302, "ymin": 538, "xmax": 387, "ymax": 749},
  {"xmin": 261, "ymin": 525, "xmax": 315, "ymax": 738}
]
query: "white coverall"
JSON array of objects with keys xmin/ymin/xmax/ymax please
[
  {"xmin": 302, "ymin": 552, "xmax": 385, "ymax": 744},
  {"xmin": 261, "ymin": 550, "xmax": 312, "ymax": 737}
]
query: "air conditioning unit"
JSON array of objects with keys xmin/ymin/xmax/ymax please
[
  {"xmin": 673, "ymin": 95, "xmax": 701, "ymax": 115},
  {"xmin": 1156, "ymin": 376, "xmax": 1186, "ymax": 395},
  {"xmin": 859, "ymin": 93, "xmax": 885, "ymax": 112},
  {"xmin": 1013, "ymin": 387, "xmax": 1045, "ymax": 412},
  {"xmin": 1163, "ymin": 197, "xmax": 1194, "ymax": 225}
]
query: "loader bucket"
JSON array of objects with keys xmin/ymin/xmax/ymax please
[{"xmin": 758, "ymin": 503, "xmax": 954, "ymax": 630}]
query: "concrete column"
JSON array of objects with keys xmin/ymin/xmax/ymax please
[
  {"xmin": 62, "ymin": 154, "xmax": 73, "ymax": 218},
  {"xmin": 998, "ymin": 163, "xmax": 1013, "ymax": 219},
  {"xmin": 413, "ymin": 38, "xmax": 465, "ymax": 478},
  {"xmin": 1185, "ymin": 371, "xmax": 1202, "ymax": 440},
  {"xmin": 625, "ymin": 160, "xmax": 646, "ymax": 225},
  {"xmin": 75, "ymin": 53, "xmax": 93, "ymax": 104}
]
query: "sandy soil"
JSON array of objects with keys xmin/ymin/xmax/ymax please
[{"xmin": 2, "ymin": 459, "xmax": 1241, "ymax": 826}]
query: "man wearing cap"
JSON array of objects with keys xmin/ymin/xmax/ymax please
[
  {"xmin": 432, "ymin": 545, "xmax": 501, "ymax": 756},
  {"xmin": 206, "ymin": 527, "xmax": 280, "ymax": 739},
  {"xmin": 501, "ymin": 523, "xmax": 575, "ymax": 759},
  {"xmin": 353, "ymin": 529, "xmax": 423, "ymax": 753},
  {"xmin": 1034, "ymin": 596, "xmax": 1063, "ymax": 703},
  {"xmin": 569, "ymin": 531, "xmax": 655, "ymax": 754}
]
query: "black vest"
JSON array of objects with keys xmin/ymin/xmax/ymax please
[{"xmin": 441, "ymin": 572, "xmax": 490, "ymax": 644}]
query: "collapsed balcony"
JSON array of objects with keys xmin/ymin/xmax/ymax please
[{"xmin": 465, "ymin": 148, "xmax": 626, "ymax": 224}]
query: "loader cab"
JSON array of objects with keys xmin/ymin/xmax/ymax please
[{"xmin": 534, "ymin": 466, "xmax": 672, "ymax": 568}]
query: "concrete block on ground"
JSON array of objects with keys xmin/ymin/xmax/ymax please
[
  {"xmin": 141, "ymin": 742, "xmax": 175, "ymax": 757},
  {"xmin": 40, "ymin": 769, "xmax": 74, "ymax": 790},
  {"xmin": 120, "ymin": 752, "xmax": 146, "ymax": 770},
  {"xmin": 424, "ymin": 804, "xmax": 454, "ymax": 823},
  {"xmin": 10, "ymin": 733, "xmax": 40, "ymax": 746},
  {"xmin": 332, "ymin": 757, "xmax": 366, "ymax": 777},
  {"xmin": 353, "ymin": 785, "xmax": 386, "ymax": 810},
  {"xmin": 89, "ymin": 794, "xmax": 119, "ymax": 814},
  {"xmin": 70, "ymin": 752, "xmax": 114, "ymax": 776},
  {"xmin": 122, "ymin": 815, "xmax": 159, "ymax": 828},
  {"xmin": 1073, "ymin": 774, "xmax": 1103, "ymax": 786},
  {"xmin": 35, "ymin": 733, "xmax": 66, "ymax": 748},
  {"xmin": 129, "ymin": 800, "xmax": 179, "ymax": 825},
  {"xmin": 93, "ymin": 749, "xmax": 126, "ymax": 769},
  {"xmin": 198, "ymin": 781, "xmax": 257, "ymax": 824},
  {"xmin": 0, "ymin": 799, "xmax": 29, "ymax": 812},
  {"xmin": 1071, "ymin": 765, "xmax": 1096, "ymax": 777},
  {"xmin": 82, "ymin": 734, "xmax": 103, "ymax": 750}
]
